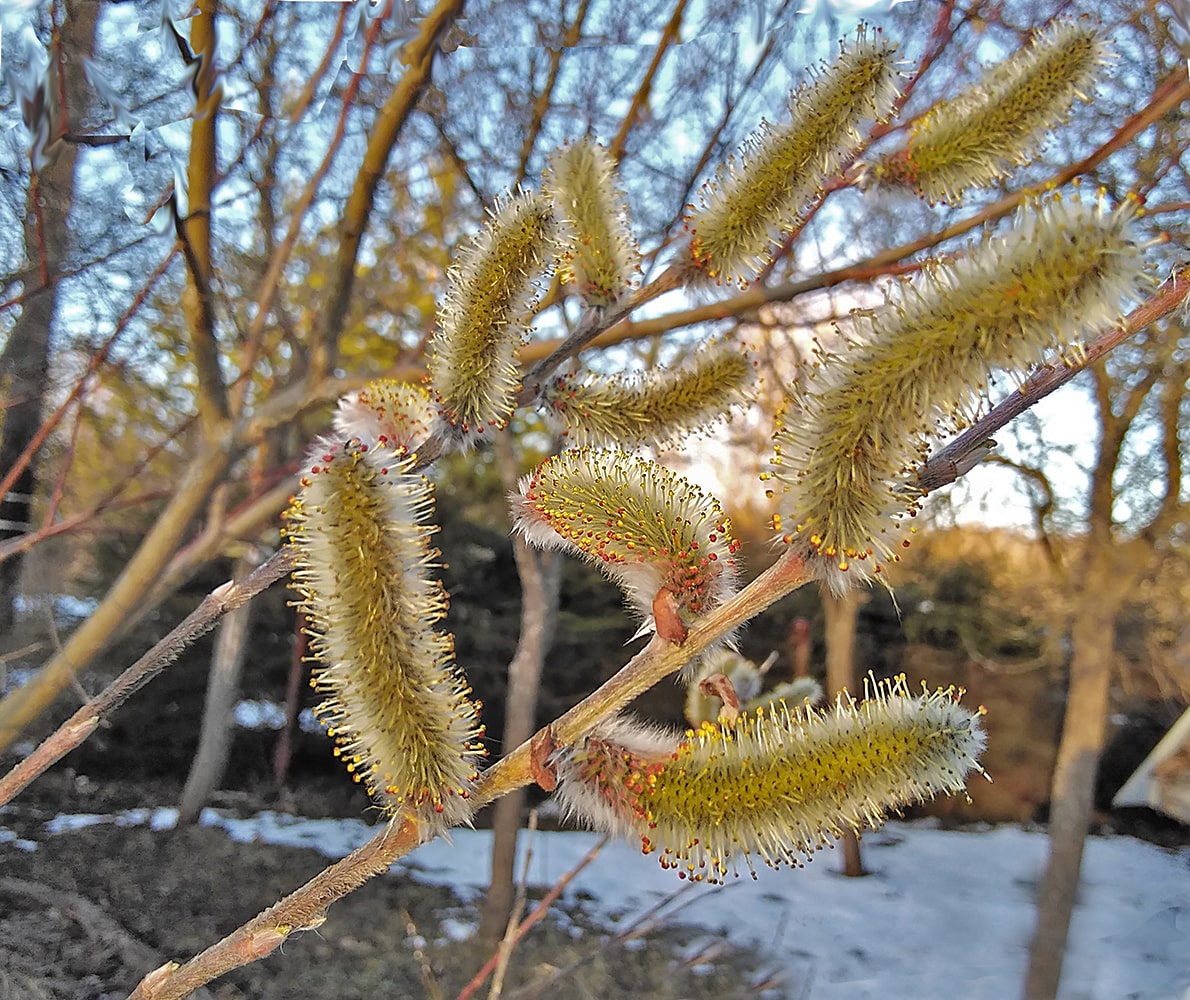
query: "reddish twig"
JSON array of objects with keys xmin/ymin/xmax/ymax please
[
  {"xmin": 0, "ymin": 249, "xmax": 177, "ymax": 512},
  {"xmin": 455, "ymin": 832, "xmax": 609, "ymax": 1000}
]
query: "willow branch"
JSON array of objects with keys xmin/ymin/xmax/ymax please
[
  {"xmin": 455, "ymin": 834, "xmax": 609, "ymax": 1000},
  {"xmin": 514, "ymin": 0, "xmax": 591, "ymax": 185},
  {"xmin": 122, "ymin": 549, "xmax": 810, "ymax": 1000},
  {"xmin": 307, "ymin": 0, "xmax": 466, "ymax": 382},
  {"xmin": 607, "ymin": 0, "xmax": 687, "ymax": 161},
  {"xmin": 916, "ymin": 266, "xmax": 1190, "ymax": 493},
  {"xmin": 234, "ymin": 3, "xmax": 384, "ymax": 408},
  {"xmin": 521, "ymin": 67, "xmax": 1190, "ymax": 356},
  {"xmin": 0, "ymin": 440, "xmax": 245, "ymax": 753},
  {"xmin": 0, "ymin": 248, "xmax": 177, "ymax": 529},
  {"xmin": 179, "ymin": 0, "xmax": 230, "ymax": 434},
  {"xmin": 0, "ymin": 549, "xmax": 295, "ymax": 808}
]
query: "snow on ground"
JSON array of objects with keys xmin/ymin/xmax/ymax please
[{"xmin": 25, "ymin": 810, "xmax": 1190, "ymax": 999}]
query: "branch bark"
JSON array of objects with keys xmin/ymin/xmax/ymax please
[
  {"xmin": 306, "ymin": 0, "xmax": 466, "ymax": 383},
  {"xmin": 123, "ymin": 550, "xmax": 810, "ymax": 1000}
]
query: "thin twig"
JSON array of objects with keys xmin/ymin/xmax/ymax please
[
  {"xmin": 503, "ymin": 878, "xmax": 706, "ymax": 1000},
  {"xmin": 487, "ymin": 810, "xmax": 539, "ymax": 1000},
  {"xmin": 399, "ymin": 906, "xmax": 444, "ymax": 1000},
  {"xmin": 916, "ymin": 267, "xmax": 1190, "ymax": 493},
  {"xmin": 0, "ymin": 550, "xmax": 295, "ymax": 809},
  {"xmin": 456, "ymin": 829, "xmax": 607, "ymax": 1000},
  {"xmin": 608, "ymin": 0, "xmax": 688, "ymax": 161}
]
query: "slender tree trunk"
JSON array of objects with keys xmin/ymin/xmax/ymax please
[
  {"xmin": 179, "ymin": 553, "xmax": 258, "ymax": 823},
  {"xmin": 823, "ymin": 589, "xmax": 865, "ymax": 877},
  {"xmin": 273, "ymin": 615, "xmax": 308, "ymax": 789},
  {"xmin": 477, "ymin": 435, "xmax": 561, "ymax": 947},
  {"xmin": 0, "ymin": 0, "xmax": 99, "ymax": 634},
  {"xmin": 1022, "ymin": 576, "xmax": 1117, "ymax": 1000}
]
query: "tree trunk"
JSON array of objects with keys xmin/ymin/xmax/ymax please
[
  {"xmin": 1022, "ymin": 588, "xmax": 1116, "ymax": 1000},
  {"xmin": 0, "ymin": 0, "xmax": 99, "ymax": 634},
  {"xmin": 273, "ymin": 615, "xmax": 308, "ymax": 789},
  {"xmin": 179, "ymin": 554, "xmax": 258, "ymax": 824},
  {"xmin": 476, "ymin": 435, "xmax": 561, "ymax": 947},
  {"xmin": 822, "ymin": 589, "xmax": 866, "ymax": 877}
]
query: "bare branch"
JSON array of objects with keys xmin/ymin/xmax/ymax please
[
  {"xmin": 915, "ymin": 267, "xmax": 1190, "ymax": 493},
  {"xmin": 0, "ymin": 549, "xmax": 294, "ymax": 808}
]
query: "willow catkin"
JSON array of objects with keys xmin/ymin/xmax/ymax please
[
  {"xmin": 685, "ymin": 25, "xmax": 901, "ymax": 286},
  {"xmin": 542, "ymin": 341, "xmax": 756, "ymax": 451},
  {"xmin": 544, "ymin": 138, "xmax": 640, "ymax": 307},
  {"xmin": 511, "ymin": 448, "xmax": 741, "ymax": 648},
  {"xmin": 873, "ymin": 19, "xmax": 1110, "ymax": 204},
  {"xmin": 334, "ymin": 380, "xmax": 439, "ymax": 455},
  {"xmin": 767, "ymin": 189, "xmax": 1147, "ymax": 593},
  {"xmin": 285, "ymin": 438, "xmax": 485, "ymax": 835},
  {"xmin": 428, "ymin": 190, "xmax": 556, "ymax": 445},
  {"xmin": 555, "ymin": 676, "xmax": 987, "ymax": 883}
]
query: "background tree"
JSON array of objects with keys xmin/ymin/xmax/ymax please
[
  {"xmin": 0, "ymin": 0, "xmax": 100, "ymax": 632},
  {"xmin": 0, "ymin": 2, "xmax": 1186, "ymax": 999}
]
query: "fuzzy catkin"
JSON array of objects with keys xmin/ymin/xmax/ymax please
[
  {"xmin": 555, "ymin": 677, "xmax": 986, "ymax": 883},
  {"xmin": 542, "ymin": 341, "xmax": 756, "ymax": 451},
  {"xmin": 874, "ymin": 19, "xmax": 1110, "ymax": 204},
  {"xmin": 768, "ymin": 190, "xmax": 1146, "ymax": 593},
  {"xmin": 510, "ymin": 448, "xmax": 741, "ymax": 638},
  {"xmin": 285, "ymin": 438, "xmax": 485, "ymax": 834},
  {"xmin": 428, "ymin": 191, "xmax": 556, "ymax": 444},
  {"xmin": 686, "ymin": 25, "xmax": 900, "ymax": 285},
  {"xmin": 334, "ymin": 380, "xmax": 439, "ymax": 455},
  {"xmin": 545, "ymin": 139, "xmax": 640, "ymax": 307}
]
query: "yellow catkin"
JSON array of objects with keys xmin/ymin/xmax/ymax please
[
  {"xmin": 542, "ymin": 341, "xmax": 756, "ymax": 450},
  {"xmin": 686, "ymin": 25, "xmax": 900, "ymax": 285},
  {"xmin": 768, "ymin": 190, "xmax": 1146, "ymax": 593},
  {"xmin": 284, "ymin": 438, "xmax": 485, "ymax": 834},
  {"xmin": 873, "ymin": 19, "xmax": 1110, "ymax": 204},
  {"xmin": 428, "ymin": 190, "xmax": 556, "ymax": 444},
  {"xmin": 556, "ymin": 676, "xmax": 987, "ymax": 883},
  {"xmin": 545, "ymin": 139, "xmax": 640, "ymax": 306},
  {"xmin": 334, "ymin": 380, "xmax": 439, "ymax": 455},
  {"xmin": 511, "ymin": 449, "xmax": 741, "ymax": 641}
]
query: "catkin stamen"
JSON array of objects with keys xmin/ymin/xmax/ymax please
[{"xmin": 767, "ymin": 190, "xmax": 1147, "ymax": 593}]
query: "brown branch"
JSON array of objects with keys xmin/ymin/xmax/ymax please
[
  {"xmin": 0, "ymin": 437, "xmax": 242, "ymax": 753},
  {"xmin": 0, "ymin": 231, "xmax": 161, "ymax": 316},
  {"xmin": 915, "ymin": 267, "xmax": 1190, "ymax": 493},
  {"xmin": 119, "ymin": 550, "xmax": 810, "ymax": 1000},
  {"xmin": 0, "ymin": 248, "xmax": 178, "ymax": 522},
  {"xmin": 179, "ymin": 0, "xmax": 230, "ymax": 434},
  {"xmin": 608, "ymin": 0, "xmax": 688, "ymax": 161},
  {"xmin": 0, "ymin": 548, "xmax": 294, "ymax": 809},
  {"xmin": 232, "ymin": 3, "xmax": 386, "ymax": 407},
  {"xmin": 307, "ymin": 0, "xmax": 466, "ymax": 383},
  {"xmin": 514, "ymin": 0, "xmax": 592, "ymax": 185},
  {"xmin": 516, "ymin": 264, "xmax": 686, "ymax": 404}
]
